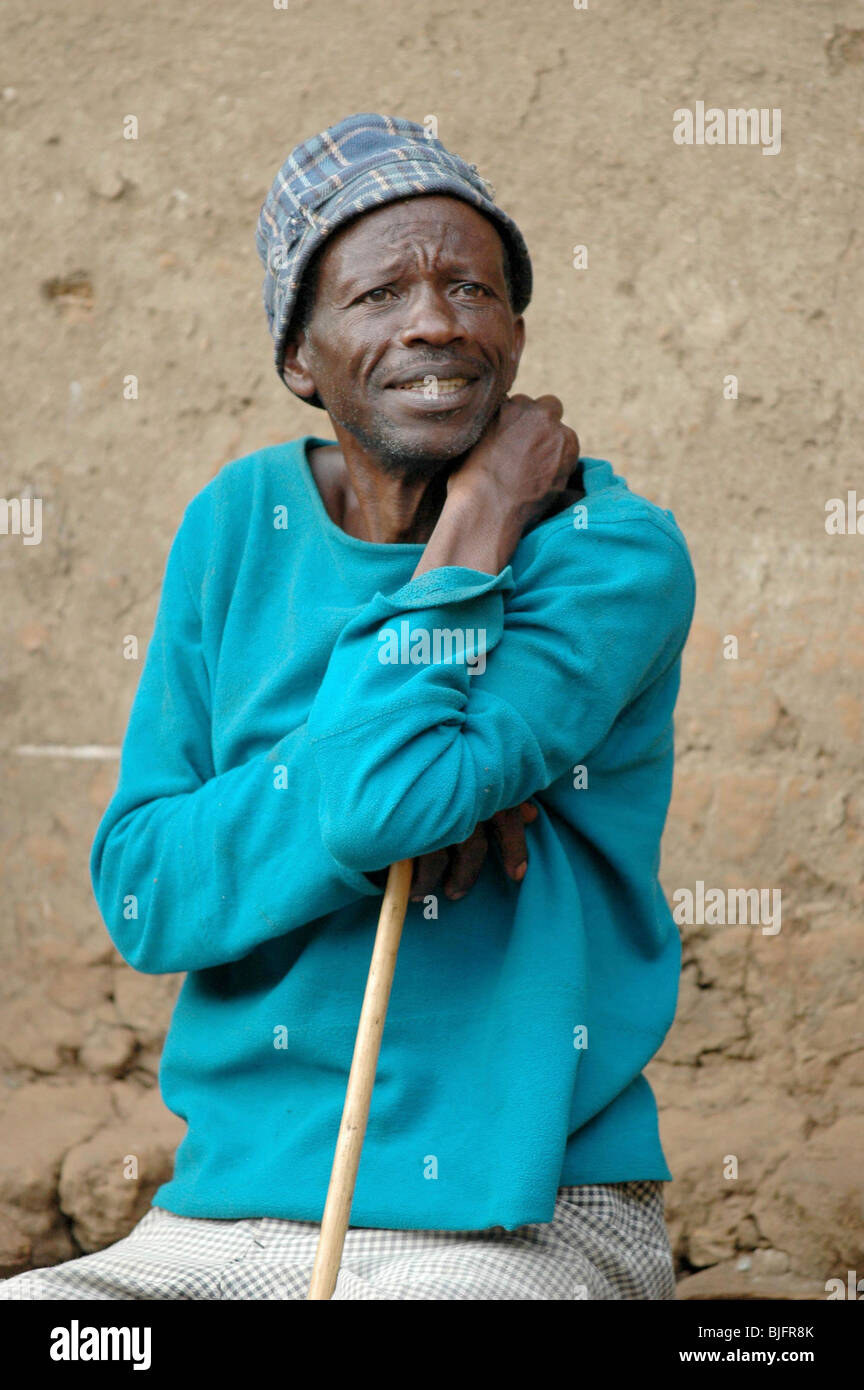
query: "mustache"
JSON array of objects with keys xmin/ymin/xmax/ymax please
[{"xmin": 381, "ymin": 358, "xmax": 488, "ymax": 385}]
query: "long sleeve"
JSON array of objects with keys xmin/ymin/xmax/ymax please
[
  {"xmin": 89, "ymin": 505, "xmax": 382, "ymax": 976},
  {"xmin": 307, "ymin": 511, "xmax": 696, "ymax": 873}
]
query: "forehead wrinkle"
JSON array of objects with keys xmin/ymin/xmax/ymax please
[{"xmin": 377, "ymin": 214, "xmax": 494, "ymax": 260}]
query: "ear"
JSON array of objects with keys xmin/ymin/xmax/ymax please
[
  {"xmin": 506, "ymin": 316, "xmax": 526, "ymax": 392},
  {"xmin": 281, "ymin": 331, "xmax": 319, "ymax": 401}
]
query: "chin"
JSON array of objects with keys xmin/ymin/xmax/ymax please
[
  {"xmin": 372, "ymin": 407, "xmax": 492, "ymax": 472},
  {"xmin": 379, "ymin": 433, "xmax": 478, "ymax": 479}
]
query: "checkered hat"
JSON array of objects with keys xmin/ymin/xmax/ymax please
[{"xmin": 255, "ymin": 113, "xmax": 533, "ymax": 408}]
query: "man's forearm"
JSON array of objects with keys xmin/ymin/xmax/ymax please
[{"xmin": 411, "ymin": 477, "xmax": 527, "ymax": 580}]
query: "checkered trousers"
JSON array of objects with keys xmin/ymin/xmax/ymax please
[{"xmin": 0, "ymin": 1180, "xmax": 676, "ymax": 1301}]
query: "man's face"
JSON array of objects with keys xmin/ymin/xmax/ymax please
[{"xmin": 281, "ymin": 194, "xmax": 526, "ymax": 476}]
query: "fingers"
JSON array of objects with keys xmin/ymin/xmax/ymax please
[
  {"xmin": 410, "ymin": 824, "xmax": 488, "ymax": 904},
  {"xmin": 562, "ymin": 424, "xmax": 580, "ymax": 458},
  {"xmin": 488, "ymin": 806, "xmax": 529, "ymax": 882},
  {"xmin": 410, "ymin": 847, "xmax": 450, "ymax": 903},
  {"xmin": 533, "ymin": 393, "xmax": 565, "ymax": 419},
  {"xmin": 441, "ymin": 822, "xmax": 489, "ymax": 901},
  {"xmin": 551, "ymin": 427, "xmax": 581, "ymax": 492},
  {"xmin": 410, "ymin": 802, "xmax": 540, "ymax": 906}
]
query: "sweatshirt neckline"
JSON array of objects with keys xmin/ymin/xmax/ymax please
[{"xmin": 297, "ymin": 434, "xmax": 425, "ymax": 554}]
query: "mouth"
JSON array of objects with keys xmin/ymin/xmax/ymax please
[{"xmin": 384, "ymin": 374, "xmax": 482, "ymax": 411}]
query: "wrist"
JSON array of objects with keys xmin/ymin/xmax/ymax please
[
  {"xmin": 447, "ymin": 470, "xmax": 529, "ymax": 539},
  {"xmin": 413, "ymin": 479, "xmax": 522, "ymax": 579}
]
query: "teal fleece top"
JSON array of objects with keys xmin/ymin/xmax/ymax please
[{"xmin": 90, "ymin": 434, "xmax": 696, "ymax": 1232}]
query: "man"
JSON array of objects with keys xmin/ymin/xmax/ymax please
[{"xmin": 1, "ymin": 114, "xmax": 695, "ymax": 1300}]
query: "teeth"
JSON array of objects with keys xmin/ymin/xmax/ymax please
[{"xmin": 396, "ymin": 377, "xmax": 469, "ymax": 392}]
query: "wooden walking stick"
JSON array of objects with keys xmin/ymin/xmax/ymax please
[{"xmin": 307, "ymin": 856, "xmax": 414, "ymax": 1300}]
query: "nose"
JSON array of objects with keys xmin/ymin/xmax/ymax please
[{"xmin": 397, "ymin": 285, "xmax": 467, "ymax": 347}]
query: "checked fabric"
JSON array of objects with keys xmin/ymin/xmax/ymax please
[{"xmin": 0, "ymin": 1180, "xmax": 675, "ymax": 1301}]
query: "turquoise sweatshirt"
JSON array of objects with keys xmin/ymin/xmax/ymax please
[{"xmin": 90, "ymin": 434, "xmax": 696, "ymax": 1232}]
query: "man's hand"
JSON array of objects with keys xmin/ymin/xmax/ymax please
[
  {"xmin": 448, "ymin": 393, "xmax": 581, "ymax": 538},
  {"xmin": 409, "ymin": 800, "xmax": 538, "ymax": 903},
  {"xmin": 414, "ymin": 394, "xmax": 580, "ymax": 580}
]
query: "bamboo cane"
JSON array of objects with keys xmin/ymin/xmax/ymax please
[{"xmin": 306, "ymin": 856, "xmax": 414, "ymax": 1300}]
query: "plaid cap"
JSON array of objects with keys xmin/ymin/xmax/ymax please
[{"xmin": 255, "ymin": 113, "xmax": 533, "ymax": 409}]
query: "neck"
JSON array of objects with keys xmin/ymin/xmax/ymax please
[{"xmin": 316, "ymin": 423, "xmax": 459, "ymax": 545}]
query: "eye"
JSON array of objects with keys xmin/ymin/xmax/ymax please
[
  {"xmin": 362, "ymin": 286, "xmax": 396, "ymax": 303},
  {"xmin": 456, "ymin": 282, "xmax": 491, "ymax": 297}
]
